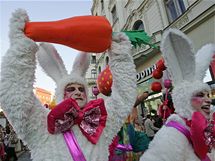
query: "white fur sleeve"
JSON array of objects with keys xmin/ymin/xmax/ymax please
[
  {"xmin": 0, "ymin": 9, "xmax": 49, "ymax": 146},
  {"xmin": 140, "ymin": 126, "xmax": 191, "ymax": 161},
  {"xmin": 208, "ymin": 149, "xmax": 215, "ymax": 161},
  {"xmin": 103, "ymin": 33, "xmax": 137, "ymax": 145}
]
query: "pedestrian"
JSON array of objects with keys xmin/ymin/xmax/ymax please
[
  {"xmin": 0, "ymin": 142, "xmax": 5, "ymax": 161},
  {"xmin": 150, "ymin": 109, "xmax": 163, "ymax": 129},
  {"xmin": 4, "ymin": 127, "xmax": 18, "ymax": 161},
  {"xmin": 211, "ymin": 98, "xmax": 215, "ymax": 113},
  {"xmin": 0, "ymin": 9, "xmax": 137, "ymax": 161},
  {"xmin": 144, "ymin": 114, "xmax": 159, "ymax": 140},
  {"xmin": 133, "ymin": 91, "xmax": 149, "ymax": 122},
  {"xmin": 140, "ymin": 29, "xmax": 215, "ymax": 161},
  {"xmin": 109, "ymin": 120, "xmax": 150, "ymax": 161},
  {"xmin": 133, "ymin": 91, "xmax": 149, "ymax": 108},
  {"xmin": 109, "ymin": 91, "xmax": 150, "ymax": 161},
  {"xmin": 0, "ymin": 126, "xmax": 6, "ymax": 161}
]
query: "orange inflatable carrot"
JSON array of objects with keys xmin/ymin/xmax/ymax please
[{"xmin": 24, "ymin": 16, "xmax": 112, "ymax": 53}]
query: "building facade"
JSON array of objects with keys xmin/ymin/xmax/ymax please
[
  {"xmin": 34, "ymin": 87, "xmax": 53, "ymax": 107},
  {"xmin": 90, "ymin": 0, "xmax": 215, "ymax": 115}
]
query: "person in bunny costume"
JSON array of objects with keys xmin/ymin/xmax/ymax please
[
  {"xmin": 0, "ymin": 9, "xmax": 137, "ymax": 161},
  {"xmin": 140, "ymin": 29, "xmax": 215, "ymax": 161}
]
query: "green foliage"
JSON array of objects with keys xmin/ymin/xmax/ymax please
[{"xmin": 114, "ymin": 30, "xmax": 158, "ymax": 49}]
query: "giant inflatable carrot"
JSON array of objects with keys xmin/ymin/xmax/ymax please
[{"xmin": 24, "ymin": 16, "xmax": 112, "ymax": 53}]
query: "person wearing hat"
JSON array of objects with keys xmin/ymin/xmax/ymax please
[{"xmin": 0, "ymin": 9, "xmax": 137, "ymax": 161}]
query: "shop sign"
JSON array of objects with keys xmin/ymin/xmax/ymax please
[{"xmin": 136, "ymin": 64, "xmax": 156, "ymax": 82}]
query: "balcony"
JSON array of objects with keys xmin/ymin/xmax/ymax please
[
  {"xmin": 132, "ymin": 30, "xmax": 162, "ymax": 65},
  {"xmin": 87, "ymin": 77, "xmax": 97, "ymax": 85}
]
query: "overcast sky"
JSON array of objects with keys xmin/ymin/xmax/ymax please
[{"xmin": 0, "ymin": 0, "xmax": 92, "ymax": 93}]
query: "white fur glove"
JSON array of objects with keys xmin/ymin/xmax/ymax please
[
  {"xmin": 108, "ymin": 32, "xmax": 133, "ymax": 62},
  {"xmin": 9, "ymin": 9, "xmax": 38, "ymax": 53}
]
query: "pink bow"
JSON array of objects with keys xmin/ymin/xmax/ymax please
[
  {"xmin": 47, "ymin": 98, "xmax": 107, "ymax": 144},
  {"xmin": 190, "ymin": 112, "xmax": 215, "ymax": 160}
]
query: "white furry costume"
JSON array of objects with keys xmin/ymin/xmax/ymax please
[
  {"xmin": 140, "ymin": 29, "xmax": 215, "ymax": 161},
  {"xmin": 0, "ymin": 9, "xmax": 137, "ymax": 161}
]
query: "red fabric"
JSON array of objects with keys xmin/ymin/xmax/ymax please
[
  {"xmin": 0, "ymin": 144, "xmax": 5, "ymax": 158},
  {"xmin": 24, "ymin": 16, "xmax": 112, "ymax": 53},
  {"xmin": 47, "ymin": 98, "xmax": 107, "ymax": 144},
  {"xmin": 158, "ymin": 104, "xmax": 173, "ymax": 119},
  {"xmin": 214, "ymin": 113, "xmax": 215, "ymax": 137},
  {"xmin": 190, "ymin": 112, "xmax": 215, "ymax": 160},
  {"xmin": 109, "ymin": 136, "xmax": 119, "ymax": 159}
]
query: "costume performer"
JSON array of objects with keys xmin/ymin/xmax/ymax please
[
  {"xmin": 109, "ymin": 91, "xmax": 150, "ymax": 161},
  {"xmin": 140, "ymin": 29, "xmax": 215, "ymax": 161},
  {"xmin": 0, "ymin": 9, "xmax": 137, "ymax": 161}
]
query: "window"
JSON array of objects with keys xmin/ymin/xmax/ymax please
[
  {"xmin": 91, "ymin": 69, "xmax": 97, "ymax": 78},
  {"xmin": 133, "ymin": 20, "xmax": 144, "ymax": 30},
  {"xmin": 98, "ymin": 66, "xmax": 101, "ymax": 74},
  {"xmin": 165, "ymin": 0, "xmax": 186, "ymax": 23},
  {"xmin": 105, "ymin": 56, "xmax": 109, "ymax": 66},
  {"xmin": 101, "ymin": 0, "xmax": 104, "ymax": 11},
  {"xmin": 111, "ymin": 5, "xmax": 117, "ymax": 23},
  {"xmin": 91, "ymin": 55, "xmax": 96, "ymax": 64}
]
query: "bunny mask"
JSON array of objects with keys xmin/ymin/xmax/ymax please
[
  {"xmin": 161, "ymin": 29, "xmax": 215, "ymax": 120},
  {"xmin": 37, "ymin": 43, "xmax": 90, "ymax": 104}
]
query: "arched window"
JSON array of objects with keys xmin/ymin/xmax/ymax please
[
  {"xmin": 133, "ymin": 20, "xmax": 144, "ymax": 30},
  {"xmin": 91, "ymin": 55, "xmax": 96, "ymax": 64},
  {"xmin": 98, "ymin": 66, "xmax": 101, "ymax": 74},
  {"xmin": 101, "ymin": 0, "xmax": 104, "ymax": 10},
  {"xmin": 91, "ymin": 69, "xmax": 97, "ymax": 78},
  {"xmin": 105, "ymin": 56, "xmax": 109, "ymax": 66},
  {"xmin": 111, "ymin": 5, "xmax": 117, "ymax": 23}
]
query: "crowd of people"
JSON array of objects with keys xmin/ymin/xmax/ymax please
[
  {"xmin": 0, "ymin": 124, "xmax": 21, "ymax": 161},
  {"xmin": 108, "ymin": 90, "xmax": 175, "ymax": 160}
]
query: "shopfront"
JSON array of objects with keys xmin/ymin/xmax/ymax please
[{"xmin": 136, "ymin": 63, "xmax": 163, "ymax": 119}]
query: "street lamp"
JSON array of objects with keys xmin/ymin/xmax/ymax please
[{"xmin": 92, "ymin": 86, "xmax": 100, "ymax": 99}]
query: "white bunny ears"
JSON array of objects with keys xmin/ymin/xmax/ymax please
[
  {"xmin": 37, "ymin": 43, "xmax": 68, "ymax": 83},
  {"xmin": 37, "ymin": 43, "xmax": 90, "ymax": 103},
  {"xmin": 161, "ymin": 29, "xmax": 195, "ymax": 85},
  {"xmin": 195, "ymin": 44, "xmax": 215, "ymax": 81},
  {"xmin": 161, "ymin": 29, "xmax": 215, "ymax": 119}
]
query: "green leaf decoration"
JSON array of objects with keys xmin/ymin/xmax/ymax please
[{"xmin": 114, "ymin": 30, "xmax": 158, "ymax": 49}]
